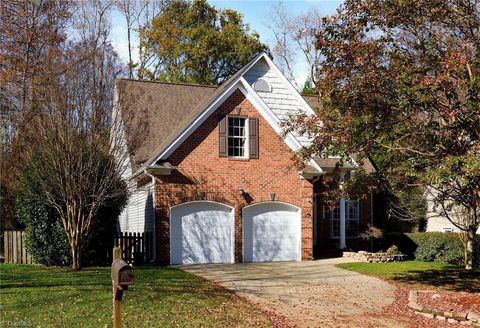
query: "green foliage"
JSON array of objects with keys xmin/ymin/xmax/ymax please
[
  {"xmin": 410, "ymin": 233, "xmax": 465, "ymax": 265},
  {"xmin": 381, "ymin": 232, "xmax": 479, "ymax": 266},
  {"xmin": 140, "ymin": 0, "xmax": 268, "ymax": 84},
  {"xmin": 386, "ymin": 245, "xmax": 400, "ymax": 255},
  {"xmin": 16, "ymin": 167, "xmax": 71, "ymax": 266},
  {"xmin": 301, "ymin": 78, "xmax": 317, "ymax": 95}
]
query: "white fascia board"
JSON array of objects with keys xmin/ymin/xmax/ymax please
[{"xmin": 262, "ymin": 55, "xmax": 317, "ymax": 116}]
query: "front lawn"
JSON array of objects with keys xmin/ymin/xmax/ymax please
[
  {"xmin": 0, "ymin": 264, "xmax": 272, "ymax": 328},
  {"xmin": 336, "ymin": 261, "xmax": 480, "ymax": 293}
]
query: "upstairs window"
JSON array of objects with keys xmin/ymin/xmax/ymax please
[
  {"xmin": 228, "ymin": 117, "xmax": 247, "ymax": 157},
  {"xmin": 218, "ymin": 114, "xmax": 258, "ymax": 159}
]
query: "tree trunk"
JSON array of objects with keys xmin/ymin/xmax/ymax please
[
  {"xmin": 465, "ymin": 227, "xmax": 476, "ymax": 270},
  {"xmin": 71, "ymin": 243, "xmax": 82, "ymax": 270}
]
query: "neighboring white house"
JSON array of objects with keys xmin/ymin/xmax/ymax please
[{"xmin": 425, "ymin": 191, "xmax": 479, "ymax": 233}]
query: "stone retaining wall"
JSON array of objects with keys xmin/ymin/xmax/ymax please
[
  {"xmin": 343, "ymin": 251, "xmax": 407, "ymax": 263},
  {"xmin": 408, "ymin": 291, "xmax": 480, "ymax": 327}
]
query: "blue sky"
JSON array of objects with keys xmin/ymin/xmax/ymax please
[{"xmin": 110, "ymin": 0, "xmax": 343, "ymax": 86}]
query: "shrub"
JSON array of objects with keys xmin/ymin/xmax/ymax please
[
  {"xmin": 381, "ymin": 232, "xmax": 478, "ymax": 266},
  {"xmin": 386, "ymin": 245, "xmax": 400, "ymax": 255},
  {"xmin": 409, "ymin": 232, "xmax": 464, "ymax": 265},
  {"xmin": 16, "ymin": 172, "xmax": 71, "ymax": 266}
]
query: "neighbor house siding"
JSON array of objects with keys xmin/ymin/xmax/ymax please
[
  {"xmin": 118, "ymin": 183, "xmax": 155, "ymax": 233},
  {"xmin": 154, "ymin": 89, "xmax": 314, "ymax": 265},
  {"xmin": 425, "ymin": 189, "xmax": 480, "ymax": 233},
  {"xmin": 243, "ymin": 59, "xmax": 311, "ymax": 147}
]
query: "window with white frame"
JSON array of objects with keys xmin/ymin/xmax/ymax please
[
  {"xmin": 346, "ymin": 200, "xmax": 360, "ymax": 237},
  {"xmin": 326, "ymin": 205, "xmax": 340, "ymax": 239},
  {"xmin": 326, "ymin": 200, "xmax": 360, "ymax": 239},
  {"xmin": 227, "ymin": 116, "xmax": 248, "ymax": 157}
]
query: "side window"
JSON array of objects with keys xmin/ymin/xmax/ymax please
[
  {"xmin": 227, "ymin": 117, "xmax": 247, "ymax": 158},
  {"xmin": 218, "ymin": 115, "xmax": 259, "ymax": 159}
]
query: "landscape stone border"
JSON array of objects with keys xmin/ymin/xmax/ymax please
[
  {"xmin": 343, "ymin": 251, "xmax": 407, "ymax": 263},
  {"xmin": 408, "ymin": 290, "xmax": 480, "ymax": 327}
]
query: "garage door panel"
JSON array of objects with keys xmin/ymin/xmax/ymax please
[
  {"xmin": 170, "ymin": 202, "xmax": 234, "ymax": 265},
  {"xmin": 243, "ymin": 202, "xmax": 301, "ymax": 263}
]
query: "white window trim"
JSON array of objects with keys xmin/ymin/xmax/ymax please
[
  {"xmin": 227, "ymin": 115, "xmax": 249, "ymax": 159},
  {"xmin": 327, "ymin": 200, "xmax": 360, "ymax": 239}
]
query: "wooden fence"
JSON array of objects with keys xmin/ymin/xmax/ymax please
[
  {"xmin": 3, "ymin": 230, "xmax": 33, "ymax": 264},
  {"xmin": 113, "ymin": 231, "xmax": 153, "ymax": 264}
]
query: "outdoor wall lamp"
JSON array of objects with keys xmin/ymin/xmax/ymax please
[
  {"xmin": 238, "ymin": 187, "xmax": 245, "ymax": 196},
  {"xmin": 269, "ymin": 192, "xmax": 276, "ymax": 201}
]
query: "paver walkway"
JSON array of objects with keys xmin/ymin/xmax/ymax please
[{"xmin": 181, "ymin": 258, "xmax": 408, "ymax": 327}]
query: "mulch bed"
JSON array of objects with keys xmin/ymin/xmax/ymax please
[
  {"xmin": 382, "ymin": 282, "xmax": 468, "ymax": 328},
  {"xmin": 417, "ymin": 290, "xmax": 480, "ymax": 315}
]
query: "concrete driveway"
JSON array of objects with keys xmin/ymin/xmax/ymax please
[{"xmin": 181, "ymin": 258, "xmax": 407, "ymax": 328}]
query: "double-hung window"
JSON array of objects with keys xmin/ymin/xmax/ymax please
[
  {"xmin": 346, "ymin": 200, "xmax": 360, "ymax": 237},
  {"xmin": 227, "ymin": 116, "xmax": 247, "ymax": 158},
  {"xmin": 325, "ymin": 200, "xmax": 360, "ymax": 239}
]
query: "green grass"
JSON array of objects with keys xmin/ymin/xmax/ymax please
[
  {"xmin": 0, "ymin": 264, "xmax": 272, "ymax": 328},
  {"xmin": 336, "ymin": 261, "xmax": 480, "ymax": 292}
]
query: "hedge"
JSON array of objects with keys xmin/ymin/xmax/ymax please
[{"xmin": 381, "ymin": 232, "xmax": 479, "ymax": 266}]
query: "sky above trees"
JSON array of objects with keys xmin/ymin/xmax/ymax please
[{"xmin": 110, "ymin": 0, "xmax": 343, "ymax": 87}]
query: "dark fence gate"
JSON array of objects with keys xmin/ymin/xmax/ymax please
[{"xmin": 113, "ymin": 232, "xmax": 154, "ymax": 265}]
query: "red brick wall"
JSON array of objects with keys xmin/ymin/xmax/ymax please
[{"xmin": 154, "ymin": 89, "xmax": 313, "ymax": 264}]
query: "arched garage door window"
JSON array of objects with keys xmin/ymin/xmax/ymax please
[
  {"xmin": 243, "ymin": 202, "xmax": 301, "ymax": 263},
  {"xmin": 170, "ymin": 201, "xmax": 234, "ymax": 265}
]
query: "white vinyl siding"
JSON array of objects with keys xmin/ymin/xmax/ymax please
[
  {"xmin": 425, "ymin": 189, "xmax": 480, "ymax": 233},
  {"xmin": 118, "ymin": 183, "xmax": 155, "ymax": 233}
]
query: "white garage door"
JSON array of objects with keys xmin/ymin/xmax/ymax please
[
  {"xmin": 170, "ymin": 201, "xmax": 234, "ymax": 265},
  {"xmin": 243, "ymin": 202, "xmax": 301, "ymax": 262}
]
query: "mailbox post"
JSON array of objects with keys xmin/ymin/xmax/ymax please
[{"xmin": 111, "ymin": 247, "xmax": 133, "ymax": 328}]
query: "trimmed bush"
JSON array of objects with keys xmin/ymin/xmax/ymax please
[
  {"xmin": 382, "ymin": 232, "xmax": 479, "ymax": 266},
  {"xmin": 16, "ymin": 172, "xmax": 71, "ymax": 266},
  {"xmin": 409, "ymin": 232, "xmax": 464, "ymax": 265}
]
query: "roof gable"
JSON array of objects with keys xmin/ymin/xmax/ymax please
[
  {"xmin": 146, "ymin": 53, "xmax": 319, "ymax": 166},
  {"xmin": 116, "ymin": 53, "xmax": 324, "ymax": 174}
]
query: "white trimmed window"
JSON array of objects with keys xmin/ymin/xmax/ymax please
[
  {"xmin": 327, "ymin": 205, "xmax": 340, "ymax": 239},
  {"xmin": 227, "ymin": 116, "xmax": 248, "ymax": 158},
  {"xmin": 326, "ymin": 200, "xmax": 360, "ymax": 239},
  {"xmin": 346, "ymin": 200, "xmax": 360, "ymax": 237}
]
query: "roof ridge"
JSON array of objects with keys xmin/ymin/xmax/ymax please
[{"xmin": 116, "ymin": 78, "xmax": 218, "ymax": 89}]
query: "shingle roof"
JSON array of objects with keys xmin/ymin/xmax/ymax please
[
  {"xmin": 117, "ymin": 78, "xmax": 324, "ymax": 167},
  {"xmin": 116, "ymin": 79, "xmax": 216, "ymax": 165}
]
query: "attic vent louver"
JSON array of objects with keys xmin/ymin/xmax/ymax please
[{"xmin": 253, "ymin": 78, "xmax": 272, "ymax": 92}]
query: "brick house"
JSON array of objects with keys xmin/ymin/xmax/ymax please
[{"xmin": 115, "ymin": 53, "xmax": 376, "ymax": 265}]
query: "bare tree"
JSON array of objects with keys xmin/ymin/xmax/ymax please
[
  {"xmin": 1, "ymin": 0, "xmax": 73, "ymax": 230},
  {"xmin": 115, "ymin": 0, "xmax": 170, "ymax": 79},
  {"xmin": 267, "ymin": 3, "xmax": 322, "ymax": 89},
  {"xmin": 1, "ymin": 0, "xmax": 135, "ymax": 270}
]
